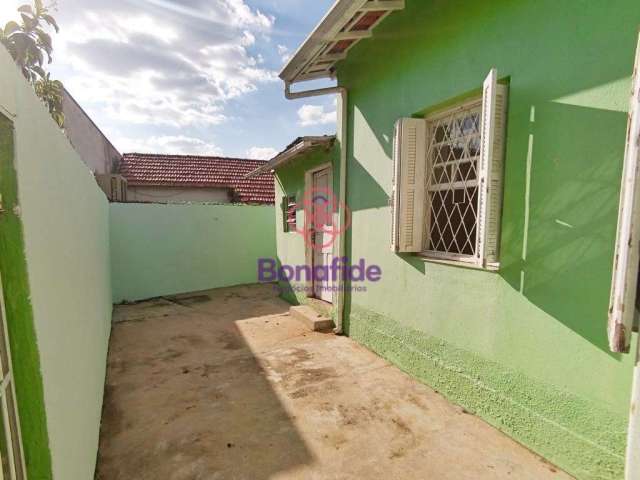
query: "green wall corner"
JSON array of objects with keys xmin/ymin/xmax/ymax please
[{"xmin": 0, "ymin": 114, "xmax": 53, "ymax": 479}]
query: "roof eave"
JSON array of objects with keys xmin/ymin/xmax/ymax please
[
  {"xmin": 245, "ymin": 136, "xmax": 336, "ymax": 179},
  {"xmin": 280, "ymin": 0, "xmax": 405, "ymax": 84}
]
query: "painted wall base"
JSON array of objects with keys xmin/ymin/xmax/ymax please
[{"xmin": 346, "ymin": 304, "xmax": 627, "ymax": 480}]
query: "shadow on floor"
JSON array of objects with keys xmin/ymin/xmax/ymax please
[
  {"xmin": 97, "ymin": 283, "xmax": 573, "ymax": 480},
  {"xmin": 97, "ymin": 284, "xmax": 314, "ymax": 480}
]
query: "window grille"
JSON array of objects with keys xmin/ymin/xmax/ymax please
[
  {"xmin": 424, "ymin": 101, "xmax": 482, "ymax": 259},
  {"xmin": 283, "ymin": 195, "xmax": 297, "ymax": 232}
]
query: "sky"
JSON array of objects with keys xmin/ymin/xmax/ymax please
[{"xmin": 0, "ymin": 0, "xmax": 337, "ymax": 159}]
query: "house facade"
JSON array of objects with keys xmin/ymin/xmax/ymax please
[
  {"xmin": 268, "ymin": 1, "xmax": 640, "ymax": 479},
  {"xmin": 119, "ymin": 153, "xmax": 275, "ymax": 205},
  {"xmin": 248, "ymin": 136, "xmax": 338, "ymax": 304}
]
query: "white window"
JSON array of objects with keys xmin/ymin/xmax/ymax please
[{"xmin": 391, "ymin": 69, "xmax": 508, "ymax": 269}]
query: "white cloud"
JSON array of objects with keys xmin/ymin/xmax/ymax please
[
  {"xmin": 220, "ymin": 0, "xmax": 274, "ymax": 29},
  {"xmin": 245, "ymin": 146, "xmax": 278, "ymax": 160},
  {"xmin": 277, "ymin": 44, "xmax": 291, "ymax": 64},
  {"xmin": 0, "ymin": 1, "xmax": 24, "ymax": 26},
  {"xmin": 51, "ymin": 0, "xmax": 278, "ymax": 130},
  {"xmin": 241, "ymin": 30, "xmax": 256, "ymax": 47},
  {"xmin": 297, "ymin": 104, "xmax": 337, "ymax": 127},
  {"xmin": 118, "ymin": 14, "xmax": 179, "ymax": 43},
  {"xmin": 115, "ymin": 135, "xmax": 223, "ymax": 156}
]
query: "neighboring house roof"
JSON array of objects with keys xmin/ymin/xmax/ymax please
[
  {"xmin": 62, "ymin": 87, "xmax": 122, "ymax": 174},
  {"xmin": 120, "ymin": 153, "xmax": 275, "ymax": 204},
  {"xmin": 245, "ymin": 136, "xmax": 336, "ymax": 178},
  {"xmin": 281, "ymin": 0, "xmax": 405, "ymax": 84}
]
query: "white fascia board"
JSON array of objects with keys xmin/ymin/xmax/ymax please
[{"xmin": 280, "ymin": 0, "xmax": 368, "ymax": 83}]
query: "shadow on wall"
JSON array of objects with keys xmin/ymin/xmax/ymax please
[
  {"xmin": 347, "ymin": 156, "xmax": 390, "ymax": 212},
  {"xmin": 276, "ymin": 255, "xmax": 302, "ymax": 306},
  {"xmin": 339, "ymin": 0, "xmax": 633, "ymax": 354},
  {"xmin": 346, "ymin": 96, "xmax": 628, "ymax": 355},
  {"xmin": 499, "ymin": 100, "xmax": 627, "ymax": 355}
]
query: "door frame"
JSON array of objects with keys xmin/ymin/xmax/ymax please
[
  {"xmin": 0, "ymin": 275, "xmax": 26, "ymax": 480},
  {"xmin": 304, "ymin": 163, "xmax": 334, "ymax": 303}
]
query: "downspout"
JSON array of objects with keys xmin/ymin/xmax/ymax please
[
  {"xmin": 627, "ymin": 332, "xmax": 640, "ymax": 480},
  {"xmin": 285, "ymin": 81, "xmax": 349, "ymax": 334}
]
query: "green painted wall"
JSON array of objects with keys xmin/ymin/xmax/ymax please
[
  {"xmin": 330, "ymin": 1, "xmax": 640, "ymax": 478},
  {"xmin": 0, "ymin": 110, "xmax": 51, "ymax": 480},
  {"xmin": 0, "ymin": 48, "xmax": 112, "ymax": 479},
  {"xmin": 110, "ymin": 203, "xmax": 276, "ymax": 302},
  {"xmin": 274, "ymin": 147, "xmax": 338, "ymax": 307}
]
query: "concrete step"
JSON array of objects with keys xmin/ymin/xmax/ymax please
[{"xmin": 290, "ymin": 305, "xmax": 334, "ymax": 332}]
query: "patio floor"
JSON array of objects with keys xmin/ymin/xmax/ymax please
[{"xmin": 96, "ymin": 283, "xmax": 571, "ymax": 480}]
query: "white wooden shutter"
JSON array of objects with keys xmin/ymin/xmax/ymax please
[
  {"xmin": 391, "ymin": 118, "xmax": 427, "ymax": 252},
  {"xmin": 608, "ymin": 33, "xmax": 640, "ymax": 354},
  {"xmin": 476, "ymin": 68, "xmax": 508, "ymax": 267}
]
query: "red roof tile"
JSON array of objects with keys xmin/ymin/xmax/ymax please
[{"xmin": 120, "ymin": 153, "xmax": 275, "ymax": 205}]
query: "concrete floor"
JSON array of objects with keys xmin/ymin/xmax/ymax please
[{"xmin": 97, "ymin": 283, "xmax": 572, "ymax": 480}]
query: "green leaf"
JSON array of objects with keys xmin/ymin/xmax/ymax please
[
  {"xmin": 3, "ymin": 21, "xmax": 20, "ymax": 36},
  {"xmin": 33, "ymin": 47, "xmax": 44, "ymax": 66},
  {"xmin": 20, "ymin": 13, "xmax": 38, "ymax": 31},
  {"xmin": 53, "ymin": 112, "xmax": 65, "ymax": 128},
  {"xmin": 17, "ymin": 4, "xmax": 34, "ymax": 15},
  {"xmin": 41, "ymin": 14, "xmax": 58, "ymax": 33},
  {"xmin": 35, "ymin": 29, "xmax": 52, "ymax": 62},
  {"xmin": 36, "ymin": 29, "xmax": 51, "ymax": 45},
  {"xmin": 12, "ymin": 31, "xmax": 37, "ymax": 58}
]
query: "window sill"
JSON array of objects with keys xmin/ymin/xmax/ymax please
[{"xmin": 415, "ymin": 254, "xmax": 500, "ymax": 272}]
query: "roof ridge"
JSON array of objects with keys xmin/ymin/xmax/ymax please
[{"xmin": 122, "ymin": 152, "xmax": 268, "ymax": 163}]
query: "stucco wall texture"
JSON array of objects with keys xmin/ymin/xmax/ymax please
[
  {"xmin": 0, "ymin": 48, "xmax": 113, "ymax": 480},
  {"xmin": 110, "ymin": 203, "xmax": 277, "ymax": 303},
  {"xmin": 330, "ymin": 1, "xmax": 640, "ymax": 478}
]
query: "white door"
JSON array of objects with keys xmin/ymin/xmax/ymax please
[
  {"xmin": 311, "ymin": 168, "xmax": 333, "ymax": 302},
  {"xmin": 0, "ymin": 276, "xmax": 26, "ymax": 480}
]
